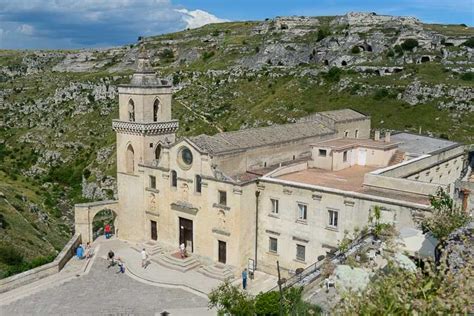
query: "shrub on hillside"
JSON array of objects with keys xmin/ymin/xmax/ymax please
[
  {"xmin": 0, "ymin": 245, "xmax": 24, "ymax": 265},
  {"xmin": 351, "ymin": 46, "xmax": 361, "ymax": 54},
  {"xmin": 462, "ymin": 37, "xmax": 474, "ymax": 48},
  {"xmin": 460, "ymin": 72, "xmax": 474, "ymax": 81},
  {"xmin": 323, "ymin": 67, "xmax": 342, "ymax": 82},
  {"xmin": 401, "ymin": 39, "xmax": 419, "ymax": 51},
  {"xmin": 158, "ymin": 48, "xmax": 174, "ymax": 60}
]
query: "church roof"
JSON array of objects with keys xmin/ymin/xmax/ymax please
[{"xmin": 188, "ymin": 120, "xmax": 334, "ymax": 155}]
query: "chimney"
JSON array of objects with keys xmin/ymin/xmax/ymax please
[
  {"xmin": 385, "ymin": 131, "xmax": 391, "ymax": 142},
  {"xmin": 374, "ymin": 130, "xmax": 380, "ymax": 141}
]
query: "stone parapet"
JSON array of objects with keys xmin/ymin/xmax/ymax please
[{"xmin": 112, "ymin": 119, "xmax": 179, "ymax": 135}]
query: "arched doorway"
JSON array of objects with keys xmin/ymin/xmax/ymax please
[
  {"xmin": 126, "ymin": 144, "xmax": 134, "ymax": 173},
  {"xmin": 92, "ymin": 209, "xmax": 117, "ymax": 240}
]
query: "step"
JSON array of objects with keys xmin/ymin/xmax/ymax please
[
  {"xmin": 133, "ymin": 241, "xmax": 164, "ymax": 256},
  {"xmin": 152, "ymin": 252, "xmax": 201, "ymax": 272},
  {"xmin": 197, "ymin": 263, "xmax": 235, "ymax": 281}
]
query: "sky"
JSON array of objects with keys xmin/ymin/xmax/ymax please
[{"xmin": 0, "ymin": 0, "xmax": 472, "ymax": 49}]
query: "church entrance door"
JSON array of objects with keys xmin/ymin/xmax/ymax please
[
  {"xmin": 179, "ymin": 217, "xmax": 193, "ymax": 252},
  {"xmin": 150, "ymin": 220, "xmax": 157, "ymax": 241}
]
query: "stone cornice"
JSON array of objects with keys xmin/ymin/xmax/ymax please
[{"xmin": 112, "ymin": 119, "xmax": 179, "ymax": 135}]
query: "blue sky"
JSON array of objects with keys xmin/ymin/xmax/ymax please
[{"xmin": 0, "ymin": 0, "xmax": 472, "ymax": 49}]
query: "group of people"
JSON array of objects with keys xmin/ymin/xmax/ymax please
[
  {"xmin": 107, "ymin": 249, "xmax": 125, "ymax": 273},
  {"xmin": 75, "ymin": 242, "xmax": 94, "ymax": 260}
]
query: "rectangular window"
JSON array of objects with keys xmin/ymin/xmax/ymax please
[
  {"xmin": 297, "ymin": 203, "xmax": 307, "ymax": 221},
  {"xmin": 218, "ymin": 190, "xmax": 227, "ymax": 206},
  {"xmin": 269, "ymin": 237, "xmax": 278, "ymax": 253},
  {"xmin": 195, "ymin": 175, "xmax": 202, "ymax": 193},
  {"xmin": 328, "ymin": 210, "xmax": 338, "ymax": 228},
  {"xmin": 296, "ymin": 244, "xmax": 305, "ymax": 261},
  {"xmin": 149, "ymin": 175, "xmax": 156, "ymax": 189},
  {"xmin": 343, "ymin": 151, "xmax": 348, "ymax": 162},
  {"xmin": 171, "ymin": 170, "xmax": 177, "ymax": 187},
  {"xmin": 355, "ymin": 129, "xmax": 359, "ymax": 138},
  {"xmin": 318, "ymin": 149, "xmax": 327, "ymax": 157},
  {"xmin": 270, "ymin": 198, "xmax": 279, "ymax": 214}
]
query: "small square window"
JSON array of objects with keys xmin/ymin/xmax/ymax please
[
  {"xmin": 296, "ymin": 244, "xmax": 305, "ymax": 261},
  {"xmin": 271, "ymin": 198, "xmax": 279, "ymax": 214},
  {"xmin": 218, "ymin": 190, "xmax": 227, "ymax": 206},
  {"xmin": 297, "ymin": 203, "xmax": 307, "ymax": 221},
  {"xmin": 328, "ymin": 210, "xmax": 338, "ymax": 228},
  {"xmin": 149, "ymin": 143, "xmax": 153, "ymax": 148},
  {"xmin": 269, "ymin": 237, "xmax": 278, "ymax": 253},
  {"xmin": 343, "ymin": 151, "xmax": 348, "ymax": 162},
  {"xmin": 318, "ymin": 149, "xmax": 327, "ymax": 157},
  {"xmin": 149, "ymin": 175, "xmax": 156, "ymax": 189}
]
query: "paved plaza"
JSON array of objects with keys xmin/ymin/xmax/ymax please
[{"xmin": 1, "ymin": 257, "xmax": 209, "ymax": 315}]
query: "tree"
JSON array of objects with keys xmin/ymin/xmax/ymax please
[
  {"xmin": 462, "ymin": 37, "xmax": 474, "ymax": 48},
  {"xmin": 208, "ymin": 281, "xmax": 255, "ymax": 315},
  {"xmin": 422, "ymin": 187, "xmax": 470, "ymax": 240},
  {"xmin": 401, "ymin": 39, "xmax": 419, "ymax": 51}
]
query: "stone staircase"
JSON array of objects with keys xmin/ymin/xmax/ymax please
[
  {"xmin": 152, "ymin": 252, "xmax": 201, "ymax": 272},
  {"xmin": 197, "ymin": 262, "xmax": 236, "ymax": 281},
  {"xmin": 133, "ymin": 241, "xmax": 163, "ymax": 256},
  {"xmin": 389, "ymin": 150, "xmax": 405, "ymax": 165}
]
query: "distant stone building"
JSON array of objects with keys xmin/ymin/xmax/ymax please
[{"xmin": 75, "ymin": 50, "xmax": 467, "ymax": 277}]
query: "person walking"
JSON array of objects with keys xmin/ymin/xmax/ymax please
[
  {"xmin": 141, "ymin": 248, "xmax": 149, "ymax": 268},
  {"xmin": 104, "ymin": 224, "xmax": 111, "ymax": 239},
  {"xmin": 242, "ymin": 268, "xmax": 248, "ymax": 290},
  {"xmin": 117, "ymin": 258, "xmax": 125, "ymax": 273}
]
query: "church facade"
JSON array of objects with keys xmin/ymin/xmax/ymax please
[{"xmin": 75, "ymin": 51, "xmax": 467, "ymax": 276}]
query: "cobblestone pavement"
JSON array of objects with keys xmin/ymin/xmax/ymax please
[{"xmin": 1, "ymin": 258, "xmax": 209, "ymax": 316}]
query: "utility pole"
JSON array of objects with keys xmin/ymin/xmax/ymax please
[{"xmin": 277, "ymin": 260, "xmax": 284, "ymax": 316}]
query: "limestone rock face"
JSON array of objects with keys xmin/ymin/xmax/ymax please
[{"xmin": 444, "ymin": 221, "xmax": 474, "ymax": 274}]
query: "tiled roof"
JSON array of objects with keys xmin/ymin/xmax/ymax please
[
  {"xmin": 318, "ymin": 109, "xmax": 367, "ymax": 122},
  {"xmin": 188, "ymin": 120, "xmax": 334, "ymax": 155}
]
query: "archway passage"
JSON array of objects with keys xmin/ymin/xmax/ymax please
[{"xmin": 92, "ymin": 209, "xmax": 117, "ymax": 241}]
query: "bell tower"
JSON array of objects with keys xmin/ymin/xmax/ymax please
[
  {"xmin": 113, "ymin": 46, "xmax": 179, "ymax": 174},
  {"xmin": 112, "ymin": 46, "xmax": 178, "ymax": 241}
]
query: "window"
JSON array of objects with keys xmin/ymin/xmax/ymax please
[
  {"xmin": 171, "ymin": 170, "xmax": 177, "ymax": 188},
  {"xmin": 153, "ymin": 99, "xmax": 159, "ymax": 122},
  {"xmin": 195, "ymin": 175, "xmax": 202, "ymax": 193},
  {"xmin": 218, "ymin": 190, "xmax": 227, "ymax": 206},
  {"xmin": 269, "ymin": 237, "xmax": 278, "ymax": 253},
  {"xmin": 155, "ymin": 144, "xmax": 161, "ymax": 160},
  {"xmin": 149, "ymin": 175, "xmax": 156, "ymax": 189},
  {"xmin": 178, "ymin": 147, "xmax": 193, "ymax": 169},
  {"xmin": 296, "ymin": 244, "xmax": 305, "ymax": 261},
  {"xmin": 318, "ymin": 149, "xmax": 327, "ymax": 157},
  {"xmin": 355, "ymin": 129, "xmax": 359, "ymax": 138},
  {"xmin": 297, "ymin": 203, "xmax": 307, "ymax": 221},
  {"xmin": 126, "ymin": 144, "xmax": 134, "ymax": 173},
  {"xmin": 328, "ymin": 210, "xmax": 338, "ymax": 228},
  {"xmin": 343, "ymin": 151, "xmax": 348, "ymax": 162},
  {"xmin": 128, "ymin": 99, "xmax": 135, "ymax": 122},
  {"xmin": 270, "ymin": 199, "xmax": 279, "ymax": 214},
  {"xmin": 344, "ymin": 130, "xmax": 349, "ymax": 138}
]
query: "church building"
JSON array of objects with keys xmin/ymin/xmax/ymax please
[{"xmin": 75, "ymin": 50, "xmax": 467, "ymax": 277}]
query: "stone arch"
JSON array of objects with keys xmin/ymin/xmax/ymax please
[
  {"xmin": 92, "ymin": 208, "xmax": 117, "ymax": 240},
  {"xmin": 420, "ymin": 56, "xmax": 430, "ymax": 63},
  {"xmin": 126, "ymin": 144, "xmax": 135, "ymax": 173},
  {"xmin": 74, "ymin": 200, "xmax": 119, "ymax": 244},
  {"xmin": 153, "ymin": 98, "xmax": 160, "ymax": 122},
  {"xmin": 128, "ymin": 98, "xmax": 135, "ymax": 122}
]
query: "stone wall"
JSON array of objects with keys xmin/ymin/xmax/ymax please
[{"xmin": 0, "ymin": 233, "xmax": 81, "ymax": 293}]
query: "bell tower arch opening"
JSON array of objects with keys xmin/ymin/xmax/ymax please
[
  {"xmin": 128, "ymin": 99, "xmax": 135, "ymax": 122},
  {"xmin": 153, "ymin": 99, "xmax": 160, "ymax": 122}
]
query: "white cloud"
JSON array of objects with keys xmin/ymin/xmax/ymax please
[
  {"xmin": 0, "ymin": 0, "xmax": 228, "ymax": 48},
  {"xmin": 17, "ymin": 24, "xmax": 34, "ymax": 36},
  {"xmin": 176, "ymin": 8, "xmax": 230, "ymax": 29}
]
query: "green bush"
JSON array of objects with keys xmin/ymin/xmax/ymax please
[
  {"xmin": 460, "ymin": 72, "xmax": 474, "ymax": 81},
  {"xmin": 462, "ymin": 37, "xmax": 474, "ymax": 48},
  {"xmin": 317, "ymin": 27, "xmax": 330, "ymax": 42},
  {"xmin": 394, "ymin": 45, "xmax": 404, "ymax": 56},
  {"xmin": 255, "ymin": 291, "xmax": 280, "ymax": 315},
  {"xmin": 373, "ymin": 88, "xmax": 389, "ymax": 100},
  {"xmin": 323, "ymin": 67, "xmax": 342, "ymax": 82},
  {"xmin": 386, "ymin": 49, "xmax": 395, "ymax": 57},
  {"xmin": 159, "ymin": 48, "xmax": 174, "ymax": 60},
  {"xmin": 202, "ymin": 51, "xmax": 215, "ymax": 61},
  {"xmin": 351, "ymin": 46, "xmax": 361, "ymax": 54},
  {"xmin": 0, "ymin": 245, "xmax": 24, "ymax": 265},
  {"xmin": 401, "ymin": 39, "xmax": 419, "ymax": 51}
]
